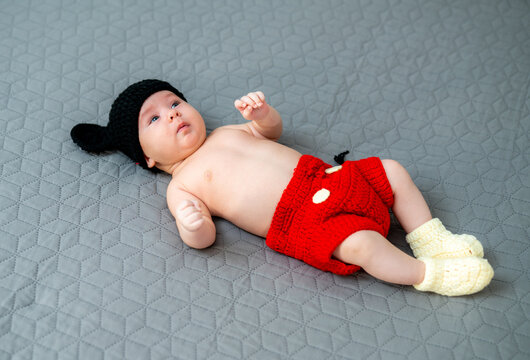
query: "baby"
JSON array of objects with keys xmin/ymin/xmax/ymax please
[{"xmin": 71, "ymin": 79, "xmax": 494, "ymax": 296}]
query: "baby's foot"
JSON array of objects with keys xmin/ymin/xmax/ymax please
[
  {"xmin": 414, "ymin": 257, "xmax": 494, "ymax": 296},
  {"xmin": 406, "ymin": 218, "xmax": 484, "ymax": 259}
]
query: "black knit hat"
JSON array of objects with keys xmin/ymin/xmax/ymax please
[{"xmin": 70, "ymin": 79, "xmax": 187, "ymax": 172}]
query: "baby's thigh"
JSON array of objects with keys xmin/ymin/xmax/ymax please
[{"xmin": 380, "ymin": 159, "xmax": 412, "ymax": 191}]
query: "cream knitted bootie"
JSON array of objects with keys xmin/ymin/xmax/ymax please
[
  {"xmin": 414, "ymin": 257, "xmax": 494, "ymax": 296},
  {"xmin": 406, "ymin": 218, "xmax": 484, "ymax": 259}
]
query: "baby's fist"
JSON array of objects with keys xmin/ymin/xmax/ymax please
[
  {"xmin": 176, "ymin": 200, "xmax": 205, "ymax": 232},
  {"xmin": 234, "ymin": 91, "xmax": 269, "ymax": 121}
]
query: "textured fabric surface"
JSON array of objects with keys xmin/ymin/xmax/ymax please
[
  {"xmin": 1, "ymin": 0, "xmax": 529, "ymax": 359},
  {"xmin": 266, "ymin": 155, "xmax": 393, "ymax": 275}
]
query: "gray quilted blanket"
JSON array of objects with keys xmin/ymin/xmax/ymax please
[{"xmin": 1, "ymin": 0, "xmax": 529, "ymax": 359}]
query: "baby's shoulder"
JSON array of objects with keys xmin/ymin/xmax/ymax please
[
  {"xmin": 210, "ymin": 123, "xmax": 267, "ymax": 143},
  {"xmin": 166, "ymin": 176, "xmax": 187, "ymax": 198},
  {"xmin": 212, "ymin": 123, "xmax": 253, "ymax": 136}
]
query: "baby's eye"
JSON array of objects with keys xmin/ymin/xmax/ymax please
[
  {"xmin": 171, "ymin": 102, "xmax": 179, "ymax": 109},
  {"xmin": 150, "ymin": 115, "xmax": 159, "ymax": 123}
]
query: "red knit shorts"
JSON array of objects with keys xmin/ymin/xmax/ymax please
[{"xmin": 266, "ymin": 155, "xmax": 394, "ymax": 275}]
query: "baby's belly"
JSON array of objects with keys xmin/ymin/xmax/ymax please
[
  {"xmin": 223, "ymin": 191, "xmax": 284, "ymax": 237},
  {"xmin": 207, "ymin": 159, "xmax": 299, "ymax": 237}
]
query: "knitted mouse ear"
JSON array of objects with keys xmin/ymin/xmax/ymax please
[{"xmin": 70, "ymin": 123, "xmax": 114, "ymax": 153}]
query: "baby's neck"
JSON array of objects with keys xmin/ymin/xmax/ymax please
[{"xmin": 158, "ymin": 137, "xmax": 208, "ymax": 175}]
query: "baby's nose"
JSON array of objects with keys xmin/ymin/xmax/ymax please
[{"xmin": 168, "ymin": 109, "xmax": 181, "ymax": 121}]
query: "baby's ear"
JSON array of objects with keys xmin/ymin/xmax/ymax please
[
  {"xmin": 144, "ymin": 154, "xmax": 156, "ymax": 168},
  {"xmin": 71, "ymin": 123, "xmax": 113, "ymax": 153}
]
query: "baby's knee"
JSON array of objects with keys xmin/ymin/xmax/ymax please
[{"xmin": 334, "ymin": 231, "xmax": 379, "ymax": 265}]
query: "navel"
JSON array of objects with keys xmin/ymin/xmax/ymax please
[{"xmin": 204, "ymin": 170, "xmax": 213, "ymax": 182}]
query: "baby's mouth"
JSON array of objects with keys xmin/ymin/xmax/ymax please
[{"xmin": 177, "ymin": 123, "xmax": 189, "ymax": 133}]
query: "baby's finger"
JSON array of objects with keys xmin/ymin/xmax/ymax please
[
  {"xmin": 192, "ymin": 200, "xmax": 202, "ymax": 211},
  {"xmin": 186, "ymin": 211, "xmax": 202, "ymax": 223},
  {"xmin": 243, "ymin": 105, "xmax": 253, "ymax": 117},
  {"xmin": 247, "ymin": 93, "xmax": 262, "ymax": 106},
  {"xmin": 187, "ymin": 216, "xmax": 205, "ymax": 231},
  {"xmin": 241, "ymin": 95, "xmax": 258, "ymax": 108},
  {"xmin": 179, "ymin": 206, "xmax": 197, "ymax": 218},
  {"xmin": 177, "ymin": 200, "xmax": 195, "ymax": 211},
  {"xmin": 255, "ymin": 91, "xmax": 265, "ymax": 102},
  {"xmin": 234, "ymin": 99, "xmax": 247, "ymax": 110}
]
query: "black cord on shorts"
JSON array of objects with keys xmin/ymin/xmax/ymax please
[{"xmin": 333, "ymin": 151, "xmax": 349, "ymax": 165}]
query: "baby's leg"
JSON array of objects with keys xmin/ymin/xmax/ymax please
[
  {"xmin": 333, "ymin": 231, "xmax": 494, "ymax": 296},
  {"xmin": 381, "ymin": 159, "xmax": 483, "ymax": 258},
  {"xmin": 380, "ymin": 159, "xmax": 432, "ymax": 233},
  {"xmin": 333, "ymin": 230, "xmax": 425, "ymax": 285}
]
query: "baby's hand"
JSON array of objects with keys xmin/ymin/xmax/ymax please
[
  {"xmin": 234, "ymin": 91, "xmax": 270, "ymax": 122},
  {"xmin": 176, "ymin": 200, "xmax": 205, "ymax": 232}
]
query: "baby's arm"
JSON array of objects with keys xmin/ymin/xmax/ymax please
[
  {"xmin": 167, "ymin": 183, "xmax": 216, "ymax": 249},
  {"xmin": 234, "ymin": 91, "xmax": 282, "ymax": 140}
]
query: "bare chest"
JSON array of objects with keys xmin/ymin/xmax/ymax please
[{"xmin": 173, "ymin": 129, "xmax": 301, "ymax": 236}]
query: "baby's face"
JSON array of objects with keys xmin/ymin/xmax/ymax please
[{"xmin": 138, "ymin": 90, "xmax": 206, "ymax": 169}]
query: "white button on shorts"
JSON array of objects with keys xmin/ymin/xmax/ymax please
[
  {"xmin": 312, "ymin": 188, "xmax": 330, "ymax": 204},
  {"xmin": 325, "ymin": 165, "xmax": 342, "ymax": 174}
]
